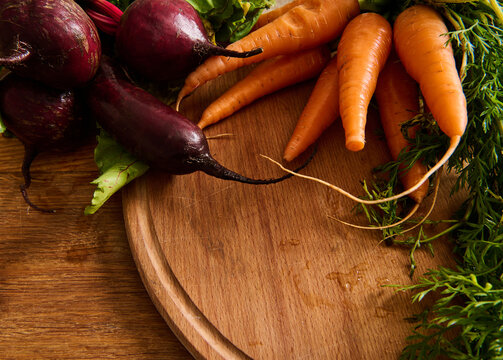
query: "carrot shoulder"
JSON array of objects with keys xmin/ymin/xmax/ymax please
[
  {"xmin": 198, "ymin": 45, "xmax": 331, "ymax": 129},
  {"xmin": 375, "ymin": 52, "xmax": 429, "ymax": 204},
  {"xmin": 283, "ymin": 55, "xmax": 339, "ymax": 162},
  {"xmin": 176, "ymin": 0, "xmax": 360, "ymax": 109},
  {"xmin": 337, "ymin": 12, "xmax": 392, "ymax": 152}
]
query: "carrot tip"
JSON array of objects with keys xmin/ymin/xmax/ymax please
[
  {"xmin": 345, "ymin": 137, "xmax": 365, "ymax": 152},
  {"xmin": 328, "ymin": 202, "xmax": 420, "ymax": 230}
]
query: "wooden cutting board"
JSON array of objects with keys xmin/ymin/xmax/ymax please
[
  {"xmin": 122, "ymin": 65, "xmax": 464, "ymax": 359},
  {"xmin": 122, "ymin": 4, "xmax": 465, "ymax": 354}
]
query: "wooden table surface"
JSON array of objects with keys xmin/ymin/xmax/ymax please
[{"xmin": 0, "ymin": 137, "xmax": 192, "ymax": 359}]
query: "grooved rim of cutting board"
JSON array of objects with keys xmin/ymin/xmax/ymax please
[{"xmin": 123, "ymin": 182, "xmax": 250, "ymax": 360}]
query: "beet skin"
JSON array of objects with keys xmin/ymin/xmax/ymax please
[
  {"xmin": 115, "ymin": 0, "xmax": 261, "ymax": 82},
  {"xmin": 0, "ymin": 0, "xmax": 101, "ymax": 89},
  {"xmin": 0, "ymin": 74, "xmax": 90, "ymax": 211}
]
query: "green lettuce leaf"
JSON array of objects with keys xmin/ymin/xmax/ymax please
[
  {"xmin": 186, "ymin": 0, "xmax": 275, "ymax": 43},
  {"xmin": 85, "ymin": 129, "xmax": 149, "ymax": 215}
]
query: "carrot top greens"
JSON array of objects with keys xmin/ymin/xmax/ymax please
[{"xmin": 357, "ymin": 0, "xmax": 503, "ymax": 358}]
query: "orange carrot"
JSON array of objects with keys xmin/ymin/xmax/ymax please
[
  {"xmin": 283, "ymin": 55, "xmax": 339, "ymax": 162},
  {"xmin": 265, "ymin": 5, "xmax": 467, "ymax": 206},
  {"xmin": 176, "ymin": 0, "xmax": 360, "ymax": 109},
  {"xmin": 198, "ymin": 46, "xmax": 331, "ymax": 129},
  {"xmin": 336, "ymin": 12, "xmax": 392, "ymax": 152},
  {"xmin": 386, "ymin": 4, "xmax": 467, "ymax": 200},
  {"xmin": 394, "ymin": 5, "xmax": 467, "ymax": 140},
  {"xmin": 375, "ymin": 51, "xmax": 429, "ymax": 204}
]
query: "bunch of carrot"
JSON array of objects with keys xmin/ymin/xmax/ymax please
[{"xmin": 177, "ymin": 0, "xmax": 467, "ymax": 209}]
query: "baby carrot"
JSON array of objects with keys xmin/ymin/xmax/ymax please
[
  {"xmin": 336, "ymin": 12, "xmax": 392, "ymax": 152},
  {"xmin": 198, "ymin": 45, "xmax": 331, "ymax": 129},
  {"xmin": 375, "ymin": 51, "xmax": 429, "ymax": 204},
  {"xmin": 176, "ymin": 0, "xmax": 360, "ymax": 109},
  {"xmin": 283, "ymin": 55, "xmax": 339, "ymax": 162}
]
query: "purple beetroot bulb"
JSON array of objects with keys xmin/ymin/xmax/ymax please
[
  {"xmin": 115, "ymin": 0, "xmax": 261, "ymax": 82},
  {"xmin": 0, "ymin": 74, "xmax": 90, "ymax": 212},
  {"xmin": 84, "ymin": 56, "xmax": 311, "ymax": 183},
  {"xmin": 0, "ymin": 0, "xmax": 101, "ymax": 89}
]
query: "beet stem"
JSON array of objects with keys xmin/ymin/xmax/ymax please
[
  {"xmin": 86, "ymin": 9, "xmax": 119, "ymax": 35},
  {"xmin": 201, "ymin": 146, "xmax": 317, "ymax": 185},
  {"xmin": 0, "ymin": 42, "xmax": 31, "ymax": 66},
  {"xmin": 208, "ymin": 45, "xmax": 263, "ymax": 59},
  {"xmin": 19, "ymin": 147, "xmax": 56, "ymax": 213},
  {"xmin": 89, "ymin": 0, "xmax": 123, "ymax": 23}
]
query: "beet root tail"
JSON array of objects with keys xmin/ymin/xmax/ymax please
[
  {"xmin": 207, "ymin": 44, "xmax": 263, "ymax": 59},
  {"xmin": 19, "ymin": 147, "xmax": 55, "ymax": 213},
  {"xmin": 201, "ymin": 147, "xmax": 316, "ymax": 185}
]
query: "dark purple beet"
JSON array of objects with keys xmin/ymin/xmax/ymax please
[
  {"xmin": 0, "ymin": 0, "xmax": 101, "ymax": 89},
  {"xmin": 0, "ymin": 74, "xmax": 90, "ymax": 212},
  {"xmin": 84, "ymin": 56, "xmax": 310, "ymax": 184},
  {"xmin": 115, "ymin": 0, "xmax": 262, "ymax": 82}
]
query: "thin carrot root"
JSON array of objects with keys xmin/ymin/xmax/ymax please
[
  {"xmin": 328, "ymin": 202, "xmax": 420, "ymax": 230},
  {"xmin": 331, "ymin": 165, "xmax": 442, "ymax": 233},
  {"xmin": 205, "ymin": 133, "xmax": 235, "ymax": 139},
  {"xmin": 261, "ymin": 135, "xmax": 459, "ymax": 205},
  {"xmin": 384, "ymin": 166, "xmax": 443, "ymax": 241}
]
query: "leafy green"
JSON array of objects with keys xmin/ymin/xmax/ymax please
[
  {"xmin": 85, "ymin": 129, "xmax": 149, "ymax": 215},
  {"xmin": 186, "ymin": 0, "xmax": 275, "ymax": 43}
]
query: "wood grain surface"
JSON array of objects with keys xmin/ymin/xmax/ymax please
[
  {"xmin": 0, "ymin": 140, "xmax": 192, "ymax": 359},
  {"xmin": 122, "ymin": 62, "xmax": 465, "ymax": 359}
]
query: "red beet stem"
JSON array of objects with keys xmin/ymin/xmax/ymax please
[
  {"xmin": 86, "ymin": 9, "xmax": 119, "ymax": 35},
  {"xmin": 0, "ymin": 42, "xmax": 31, "ymax": 66},
  {"xmin": 89, "ymin": 0, "xmax": 123, "ymax": 23}
]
